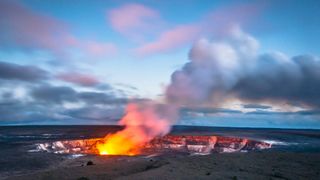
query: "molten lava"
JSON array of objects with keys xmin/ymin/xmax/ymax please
[
  {"xmin": 96, "ymin": 129, "xmax": 143, "ymax": 156},
  {"xmin": 95, "ymin": 102, "xmax": 175, "ymax": 156}
]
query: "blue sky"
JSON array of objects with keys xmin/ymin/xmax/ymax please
[{"xmin": 0, "ymin": 0, "xmax": 320, "ymax": 128}]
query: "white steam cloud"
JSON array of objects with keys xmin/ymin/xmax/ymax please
[
  {"xmin": 99, "ymin": 26, "xmax": 320, "ymax": 155},
  {"xmin": 166, "ymin": 26, "xmax": 320, "ymax": 108}
]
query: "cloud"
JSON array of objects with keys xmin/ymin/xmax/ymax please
[
  {"xmin": 108, "ymin": 3, "xmax": 160, "ymax": 38},
  {"xmin": 0, "ymin": 93, "xmax": 70, "ymax": 124},
  {"xmin": 296, "ymin": 110, "xmax": 320, "ymax": 116},
  {"xmin": 30, "ymin": 84, "xmax": 128, "ymax": 105},
  {"xmin": 245, "ymin": 110, "xmax": 320, "ymax": 116},
  {"xmin": 0, "ymin": 61, "xmax": 48, "ymax": 82},
  {"xmin": 33, "ymin": 82, "xmax": 133, "ymax": 104},
  {"xmin": 0, "ymin": 82, "xmax": 132, "ymax": 124},
  {"xmin": 31, "ymin": 85, "xmax": 78, "ymax": 104},
  {"xmin": 231, "ymin": 54, "xmax": 320, "ymax": 108},
  {"xmin": 243, "ymin": 104, "xmax": 272, "ymax": 109},
  {"xmin": 0, "ymin": 0, "xmax": 117, "ymax": 61},
  {"xmin": 165, "ymin": 26, "xmax": 320, "ymax": 111},
  {"xmin": 181, "ymin": 107, "xmax": 242, "ymax": 117},
  {"xmin": 178, "ymin": 111, "xmax": 320, "ymax": 129},
  {"xmin": 134, "ymin": 3, "xmax": 263, "ymax": 56},
  {"xmin": 65, "ymin": 106, "xmax": 124, "ymax": 121},
  {"xmin": 77, "ymin": 92, "xmax": 128, "ymax": 105},
  {"xmin": 0, "ymin": 0, "xmax": 71, "ymax": 55},
  {"xmin": 56, "ymin": 72, "xmax": 101, "ymax": 87},
  {"xmin": 135, "ymin": 25, "xmax": 201, "ymax": 56}
]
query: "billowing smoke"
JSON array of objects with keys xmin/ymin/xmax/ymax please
[
  {"xmin": 117, "ymin": 102, "xmax": 178, "ymax": 143},
  {"xmin": 166, "ymin": 26, "xmax": 259, "ymax": 105},
  {"xmin": 98, "ymin": 26, "xmax": 320, "ymax": 155},
  {"xmin": 166, "ymin": 26, "xmax": 320, "ymax": 109},
  {"xmin": 232, "ymin": 54, "xmax": 320, "ymax": 108}
]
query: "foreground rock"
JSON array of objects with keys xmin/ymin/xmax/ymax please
[{"xmin": 7, "ymin": 151, "xmax": 320, "ymax": 180}]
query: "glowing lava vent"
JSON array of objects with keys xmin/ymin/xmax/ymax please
[{"xmin": 34, "ymin": 135, "xmax": 271, "ymax": 155}]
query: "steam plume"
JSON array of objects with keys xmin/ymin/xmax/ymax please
[
  {"xmin": 98, "ymin": 26, "xmax": 320, "ymax": 155},
  {"xmin": 167, "ymin": 26, "xmax": 320, "ymax": 108}
]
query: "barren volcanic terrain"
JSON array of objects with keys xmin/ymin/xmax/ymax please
[
  {"xmin": 1, "ymin": 126, "xmax": 320, "ymax": 180},
  {"xmin": 7, "ymin": 151, "xmax": 320, "ymax": 180}
]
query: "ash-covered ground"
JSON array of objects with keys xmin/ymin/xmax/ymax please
[{"xmin": 1, "ymin": 125, "xmax": 320, "ymax": 179}]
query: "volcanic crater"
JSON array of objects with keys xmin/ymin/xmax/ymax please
[{"xmin": 34, "ymin": 135, "xmax": 271, "ymax": 156}]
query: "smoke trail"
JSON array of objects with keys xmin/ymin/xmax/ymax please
[{"xmin": 98, "ymin": 26, "xmax": 320, "ymax": 155}]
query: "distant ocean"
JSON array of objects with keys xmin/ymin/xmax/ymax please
[{"xmin": 1, "ymin": 125, "xmax": 320, "ymax": 177}]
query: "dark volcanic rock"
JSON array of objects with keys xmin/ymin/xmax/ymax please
[{"xmin": 86, "ymin": 161, "xmax": 94, "ymax": 166}]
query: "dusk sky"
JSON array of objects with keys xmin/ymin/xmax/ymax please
[{"xmin": 1, "ymin": 0, "xmax": 320, "ymax": 128}]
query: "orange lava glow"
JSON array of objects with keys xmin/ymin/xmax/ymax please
[
  {"xmin": 96, "ymin": 102, "xmax": 173, "ymax": 156},
  {"xmin": 96, "ymin": 128, "xmax": 143, "ymax": 156}
]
